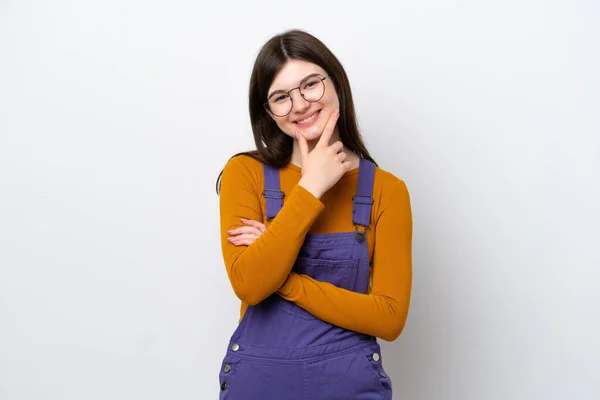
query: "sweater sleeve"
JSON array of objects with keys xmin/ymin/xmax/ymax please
[
  {"xmin": 219, "ymin": 156, "xmax": 325, "ymax": 305},
  {"xmin": 277, "ymin": 180, "xmax": 412, "ymax": 341}
]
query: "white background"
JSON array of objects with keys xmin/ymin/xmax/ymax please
[{"xmin": 1, "ymin": 1, "xmax": 598, "ymax": 399}]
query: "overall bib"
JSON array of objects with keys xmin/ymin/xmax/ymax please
[{"xmin": 218, "ymin": 158, "xmax": 393, "ymax": 400}]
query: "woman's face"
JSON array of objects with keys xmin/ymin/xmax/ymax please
[{"xmin": 266, "ymin": 59, "xmax": 340, "ymax": 142}]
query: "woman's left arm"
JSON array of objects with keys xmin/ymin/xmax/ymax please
[{"xmin": 277, "ymin": 180, "xmax": 413, "ymax": 342}]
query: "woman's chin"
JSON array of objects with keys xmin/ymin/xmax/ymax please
[{"xmin": 298, "ymin": 127, "xmax": 323, "ymax": 142}]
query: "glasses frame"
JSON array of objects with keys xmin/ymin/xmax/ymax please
[{"xmin": 264, "ymin": 74, "xmax": 330, "ymax": 117}]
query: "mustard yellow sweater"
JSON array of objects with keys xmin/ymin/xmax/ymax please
[{"xmin": 219, "ymin": 155, "xmax": 412, "ymax": 341}]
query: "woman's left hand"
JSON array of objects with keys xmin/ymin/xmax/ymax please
[{"xmin": 227, "ymin": 218, "xmax": 266, "ymax": 246}]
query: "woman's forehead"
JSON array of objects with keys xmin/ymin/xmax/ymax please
[{"xmin": 269, "ymin": 60, "xmax": 326, "ymax": 91}]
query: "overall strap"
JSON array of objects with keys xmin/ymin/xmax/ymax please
[
  {"xmin": 262, "ymin": 163, "xmax": 284, "ymax": 221},
  {"xmin": 352, "ymin": 158, "xmax": 376, "ymax": 229}
]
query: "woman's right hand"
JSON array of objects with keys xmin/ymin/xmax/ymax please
[{"xmin": 296, "ymin": 109, "xmax": 352, "ymax": 199}]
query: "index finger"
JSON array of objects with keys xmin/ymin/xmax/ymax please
[
  {"xmin": 240, "ymin": 218, "xmax": 266, "ymax": 232},
  {"xmin": 317, "ymin": 109, "xmax": 340, "ymax": 147}
]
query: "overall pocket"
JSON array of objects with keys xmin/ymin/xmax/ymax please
[{"xmin": 281, "ymin": 256, "xmax": 360, "ymax": 320}]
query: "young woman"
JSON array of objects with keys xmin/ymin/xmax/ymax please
[{"xmin": 215, "ymin": 29, "xmax": 412, "ymax": 400}]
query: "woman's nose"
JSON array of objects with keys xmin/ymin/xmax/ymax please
[{"xmin": 290, "ymin": 90, "xmax": 311, "ymax": 113}]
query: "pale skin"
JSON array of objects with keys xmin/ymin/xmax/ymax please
[{"xmin": 228, "ymin": 59, "xmax": 361, "ymax": 246}]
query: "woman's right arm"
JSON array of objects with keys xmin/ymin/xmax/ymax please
[{"xmin": 219, "ymin": 156, "xmax": 324, "ymax": 305}]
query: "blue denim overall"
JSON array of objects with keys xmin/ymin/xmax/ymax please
[{"xmin": 218, "ymin": 158, "xmax": 392, "ymax": 400}]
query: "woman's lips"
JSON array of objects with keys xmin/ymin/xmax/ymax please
[{"xmin": 294, "ymin": 110, "xmax": 321, "ymax": 128}]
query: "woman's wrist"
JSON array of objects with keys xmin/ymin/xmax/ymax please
[{"xmin": 298, "ymin": 177, "xmax": 323, "ymax": 200}]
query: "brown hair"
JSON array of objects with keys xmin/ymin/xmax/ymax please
[{"xmin": 216, "ymin": 29, "xmax": 376, "ymax": 194}]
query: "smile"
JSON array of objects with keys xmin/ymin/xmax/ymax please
[{"xmin": 295, "ymin": 110, "xmax": 321, "ymax": 124}]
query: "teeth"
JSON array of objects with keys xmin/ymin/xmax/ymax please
[{"xmin": 297, "ymin": 111, "xmax": 319, "ymax": 124}]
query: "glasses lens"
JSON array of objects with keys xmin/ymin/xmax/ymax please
[
  {"xmin": 267, "ymin": 94, "xmax": 292, "ymax": 116},
  {"xmin": 300, "ymin": 76, "xmax": 325, "ymax": 101}
]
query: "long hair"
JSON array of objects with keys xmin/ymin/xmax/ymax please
[{"xmin": 216, "ymin": 29, "xmax": 376, "ymax": 194}]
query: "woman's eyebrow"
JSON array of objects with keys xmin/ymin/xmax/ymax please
[{"xmin": 267, "ymin": 73, "xmax": 321, "ymax": 98}]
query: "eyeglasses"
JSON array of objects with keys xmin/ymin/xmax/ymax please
[{"xmin": 264, "ymin": 74, "xmax": 329, "ymax": 117}]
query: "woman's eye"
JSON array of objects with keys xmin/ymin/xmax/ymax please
[{"xmin": 274, "ymin": 95, "xmax": 287, "ymax": 103}]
